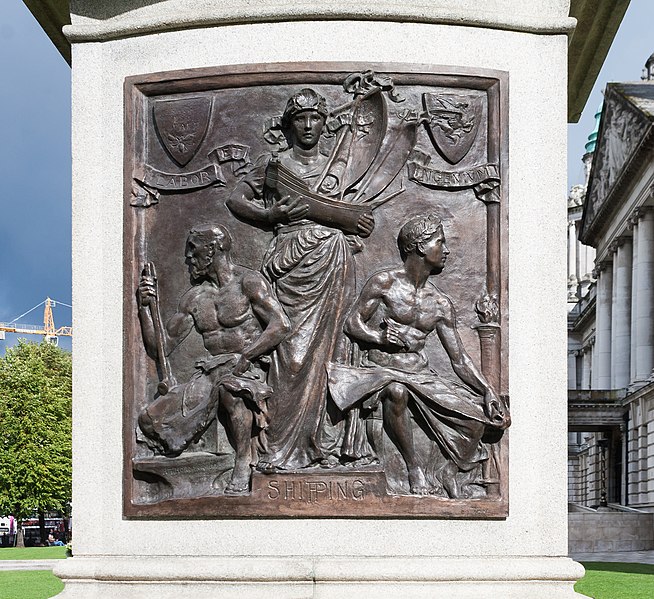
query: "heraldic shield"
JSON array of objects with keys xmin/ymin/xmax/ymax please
[
  {"xmin": 153, "ymin": 97, "xmax": 212, "ymax": 167},
  {"xmin": 422, "ymin": 92, "xmax": 482, "ymax": 165}
]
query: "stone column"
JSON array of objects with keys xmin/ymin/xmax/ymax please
[
  {"xmin": 630, "ymin": 214, "xmax": 639, "ymax": 384},
  {"xmin": 620, "ymin": 423, "xmax": 628, "ymax": 508},
  {"xmin": 595, "ymin": 262, "xmax": 613, "ymax": 389},
  {"xmin": 568, "ymin": 220, "xmax": 576, "ymax": 277},
  {"xmin": 592, "ymin": 332, "xmax": 599, "ymax": 389},
  {"xmin": 581, "ymin": 341, "xmax": 593, "ymax": 390},
  {"xmin": 635, "ymin": 209, "xmax": 654, "ymax": 383},
  {"xmin": 568, "ymin": 350, "xmax": 577, "ymax": 389},
  {"xmin": 611, "ymin": 238, "xmax": 632, "ymax": 389},
  {"xmin": 638, "ymin": 398, "xmax": 648, "ymax": 500},
  {"xmin": 577, "ymin": 238, "xmax": 589, "ymax": 298},
  {"xmin": 568, "ymin": 219, "xmax": 578, "ymax": 303},
  {"xmin": 610, "ymin": 248, "xmax": 619, "ymax": 384}
]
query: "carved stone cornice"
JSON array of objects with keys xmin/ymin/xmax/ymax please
[
  {"xmin": 23, "ymin": 0, "xmax": 70, "ymax": 64},
  {"xmin": 568, "ymin": 0, "xmax": 630, "ymax": 122},
  {"xmin": 65, "ymin": 1, "xmax": 579, "ymax": 45},
  {"xmin": 25, "ymin": 0, "xmax": 631, "ymax": 122}
]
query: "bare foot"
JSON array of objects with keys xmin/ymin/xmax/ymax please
[
  {"xmin": 426, "ymin": 478, "xmax": 447, "ymax": 497},
  {"xmin": 256, "ymin": 460, "xmax": 277, "ymax": 474},
  {"xmin": 319, "ymin": 455, "xmax": 340, "ymax": 469},
  {"xmin": 460, "ymin": 484, "xmax": 482, "ymax": 499},
  {"xmin": 429, "ymin": 485, "xmax": 448, "ymax": 498},
  {"xmin": 224, "ymin": 464, "xmax": 251, "ymax": 495},
  {"xmin": 344, "ymin": 455, "xmax": 379, "ymax": 468},
  {"xmin": 224, "ymin": 480, "xmax": 249, "ymax": 495},
  {"xmin": 441, "ymin": 462, "xmax": 462, "ymax": 498},
  {"xmin": 408, "ymin": 467, "xmax": 430, "ymax": 495}
]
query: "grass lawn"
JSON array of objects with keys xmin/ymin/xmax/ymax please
[
  {"xmin": 0, "ymin": 547, "xmax": 67, "ymax": 560},
  {"xmin": 0, "ymin": 570, "xmax": 63, "ymax": 599},
  {"xmin": 575, "ymin": 562, "xmax": 654, "ymax": 599}
]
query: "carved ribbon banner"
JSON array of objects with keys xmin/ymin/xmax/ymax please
[
  {"xmin": 131, "ymin": 143, "xmax": 255, "ymax": 207},
  {"xmin": 407, "ymin": 160, "xmax": 500, "ymax": 202},
  {"xmin": 134, "ymin": 163, "xmax": 225, "ymax": 193}
]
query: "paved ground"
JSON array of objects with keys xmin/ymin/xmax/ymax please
[
  {"xmin": 571, "ymin": 550, "xmax": 654, "ymax": 564},
  {"xmin": 0, "ymin": 559, "xmax": 62, "ymax": 571}
]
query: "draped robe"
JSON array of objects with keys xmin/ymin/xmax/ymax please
[{"xmin": 242, "ymin": 152, "xmax": 356, "ymax": 469}]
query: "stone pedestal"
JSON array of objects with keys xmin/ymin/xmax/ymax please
[{"xmin": 50, "ymin": 1, "xmax": 595, "ymax": 596}]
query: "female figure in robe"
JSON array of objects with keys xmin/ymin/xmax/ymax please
[{"xmin": 227, "ymin": 89, "xmax": 374, "ymax": 470}]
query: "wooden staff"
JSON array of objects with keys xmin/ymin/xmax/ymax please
[{"xmin": 143, "ymin": 262, "xmax": 176, "ymax": 395}]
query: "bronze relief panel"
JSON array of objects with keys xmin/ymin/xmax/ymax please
[{"xmin": 123, "ymin": 63, "xmax": 509, "ymax": 518}]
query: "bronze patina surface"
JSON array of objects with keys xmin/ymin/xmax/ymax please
[{"xmin": 124, "ymin": 62, "xmax": 509, "ymax": 518}]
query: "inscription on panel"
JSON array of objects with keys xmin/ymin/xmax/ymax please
[{"xmin": 264, "ymin": 479, "xmax": 366, "ymax": 503}]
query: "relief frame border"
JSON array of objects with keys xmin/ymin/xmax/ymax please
[{"xmin": 122, "ymin": 61, "xmax": 509, "ymax": 519}]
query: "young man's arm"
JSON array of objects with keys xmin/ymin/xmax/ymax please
[
  {"xmin": 345, "ymin": 273, "xmax": 399, "ymax": 348},
  {"xmin": 435, "ymin": 296, "xmax": 493, "ymax": 395}
]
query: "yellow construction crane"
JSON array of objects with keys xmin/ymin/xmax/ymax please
[{"xmin": 0, "ymin": 298, "xmax": 72, "ymax": 345}]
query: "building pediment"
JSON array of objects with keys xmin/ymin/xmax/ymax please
[{"xmin": 580, "ymin": 83, "xmax": 654, "ymax": 244}]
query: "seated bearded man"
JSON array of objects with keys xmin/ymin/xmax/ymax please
[{"xmin": 137, "ymin": 224, "xmax": 290, "ymax": 494}]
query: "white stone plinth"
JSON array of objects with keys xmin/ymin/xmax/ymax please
[
  {"xmin": 62, "ymin": 7, "xmax": 579, "ymax": 597},
  {"xmin": 54, "ymin": 556, "xmax": 586, "ymax": 598}
]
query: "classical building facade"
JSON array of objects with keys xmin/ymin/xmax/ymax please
[{"xmin": 569, "ymin": 54, "xmax": 654, "ymax": 510}]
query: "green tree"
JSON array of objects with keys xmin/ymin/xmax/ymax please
[{"xmin": 0, "ymin": 341, "xmax": 72, "ymax": 547}]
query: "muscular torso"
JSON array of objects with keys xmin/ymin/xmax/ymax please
[
  {"xmin": 367, "ymin": 269, "xmax": 449, "ymax": 372},
  {"xmin": 380, "ymin": 269, "xmax": 447, "ymax": 333},
  {"xmin": 182, "ymin": 272, "xmax": 263, "ymax": 356}
]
